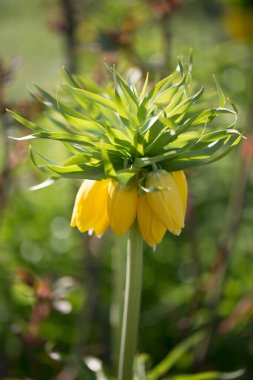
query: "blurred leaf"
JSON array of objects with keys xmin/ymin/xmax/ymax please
[
  {"xmin": 135, "ymin": 353, "xmax": 151, "ymax": 380},
  {"xmin": 170, "ymin": 369, "xmax": 245, "ymax": 380},
  {"xmin": 147, "ymin": 331, "xmax": 205, "ymax": 380},
  {"xmin": 74, "ymin": 356, "xmax": 97, "ymax": 380},
  {"xmin": 11, "ymin": 282, "xmax": 35, "ymax": 306}
]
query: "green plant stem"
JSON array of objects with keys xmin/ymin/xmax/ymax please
[
  {"xmin": 111, "ymin": 236, "xmax": 126, "ymax": 372},
  {"xmin": 118, "ymin": 221, "xmax": 143, "ymax": 380}
]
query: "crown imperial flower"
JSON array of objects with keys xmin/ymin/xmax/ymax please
[{"xmin": 11, "ymin": 58, "xmax": 241, "ymax": 247}]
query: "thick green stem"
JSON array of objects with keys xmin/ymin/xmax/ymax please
[
  {"xmin": 111, "ymin": 236, "xmax": 126, "ymax": 372},
  {"xmin": 118, "ymin": 222, "xmax": 143, "ymax": 380}
]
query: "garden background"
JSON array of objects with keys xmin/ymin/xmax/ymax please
[{"xmin": 0, "ymin": 0, "xmax": 253, "ymax": 379}]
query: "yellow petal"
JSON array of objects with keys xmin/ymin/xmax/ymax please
[
  {"xmin": 172, "ymin": 170, "xmax": 188, "ymax": 214},
  {"xmin": 146, "ymin": 170, "xmax": 185, "ymax": 228},
  {"xmin": 92, "ymin": 180, "xmax": 110, "ymax": 236},
  {"xmin": 70, "ymin": 180, "xmax": 94, "ymax": 230},
  {"xmin": 76, "ymin": 180, "xmax": 100, "ymax": 232},
  {"xmin": 168, "ymin": 221, "xmax": 182, "ymax": 236},
  {"xmin": 151, "ymin": 215, "xmax": 166, "ymax": 244},
  {"xmin": 108, "ymin": 180, "xmax": 138, "ymax": 236},
  {"xmin": 137, "ymin": 194, "xmax": 166, "ymax": 247},
  {"xmin": 71, "ymin": 179, "xmax": 110, "ymax": 235},
  {"xmin": 137, "ymin": 194, "xmax": 152, "ymax": 242},
  {"xmin": 146, "ymin": 189, "xmax": 174, "ymax": 229},
  {"xmin": 144, "ymin": 235, "xmax": 157, "ymax": 248}
]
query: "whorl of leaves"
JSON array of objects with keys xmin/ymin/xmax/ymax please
[{"xmin": 10, "ymin": 58, "xmax": 241, "ymax": 188}]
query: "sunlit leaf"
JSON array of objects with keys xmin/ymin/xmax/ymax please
[
  {"xmin": 65, "ymin": 84, "xmax": 117, "ymax": 112},
  {"xmin": 12, "ymin": 61, "xmax": 241, "ymax": 184},
  {"xmin": 213, "ymin": 75, "xmax": 227, "ymax": 108},
  {"xmin": 8, "ymin": 110, "xmax": 46, "ymax": 132}
]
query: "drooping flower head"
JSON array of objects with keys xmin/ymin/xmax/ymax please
[{"xmin": 11, "ymin": 58, "xmax": 241, "ymax": 247}]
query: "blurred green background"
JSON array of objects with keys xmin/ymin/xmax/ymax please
[{"xmin": 0, "ymin": 0, "xmax": 253, "ymax": 379}]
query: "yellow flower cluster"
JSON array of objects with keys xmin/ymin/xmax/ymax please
[{"xmin": 71, "ymin": 170, "xmax": 187, "ymax": 247}]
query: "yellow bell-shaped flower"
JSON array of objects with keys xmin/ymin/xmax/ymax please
[
  {"xmin": 108, "ymin": 180, "xmax": 138, "ymax": 236},
  {"xmin": 146, "ymin": 170, "xmax": 187, "ymax": 236},
  {"xmin": 71, "ymin": 179, "xmax": 110, "ymax": 236},
  {"xmin": 137, "ymin": 193, "xmax": 166, "ymax": 247}
]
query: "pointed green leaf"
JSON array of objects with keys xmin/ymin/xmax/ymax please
[
  {"xmin": 8, "ymin": 110, "xmax": 46, "ymax": 132},
  {"xmin": 188, "ymin": 49, "xmax": 193, "ymax": 72},
  {"xmin": 30, "ymin": 178, "xmax": 56, "ymax": 191},
  {"xmin": 167, "ymin": 87, "xmax": 204, "ymax": 118},
  {"xmin": 133, "ymin": 149, "xmax": 178, "ymax": 168},
  {"xmin": 227, "ymin": 96, "xmax": 238, "ymax": 114},
  {"xmin": 65, "ymin": 84, "xmax": 117, "ymax": 112},
  {"xmin": 100, "ymin": 142, "xmax": 117, "ymax": 178},
  {"xmin": 31, "ymin": 131, "xmax": 99, "ymax": 146},
  {"xmin": 33, "ymin": 85, "xmax": 91, "ymax": 120},
  {"xmin": 140, "ymin": 115, "xmax": 159, "ymax": 134},
  {"xmin": 147, "ymin": 71, "xmax": 178, "ymax": 100},
  {"xmin": 177, "ymin": 56, "xmax": 185, "ymax": 76},
  {"xmin": 213, "ymin": 75, "xmax": 227, "ymax": 108},
  {"xmin": 107, "ymin": 64, "xmax": 138, "ymax": 104},
  {"xmin": 147, "ymin": 331, "xmax": 205, "ymax": 380},
  {"xmin": 170, "ymin": 368, "xmax": 245, "ymax": 380},
  {"xmin": 63, "ymin": 114, "xmax": 105, "ymax": 133},
  {"xmin": 139, "ymin": 72, "xmax": 149, "ymax": 100},
  {"xmin": 162, "ymin": 133, "xmax": 242, "ymax": 171},
  {"xmin": 62, "ymin": 69, "xmax": 82, "ymax": 88},
  {"xmin": 116, "ymin": 169, "xmax": 138, "ymax": 186}
]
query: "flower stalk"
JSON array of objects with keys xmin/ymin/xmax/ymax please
[{"xmin": 118, "ymin": 221, "xmax": 143, "ymax": 380}]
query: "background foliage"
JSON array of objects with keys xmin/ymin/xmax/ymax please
[{"xmin": 0, "ymin": 0, "xmax": 253, "ymax": 379}]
